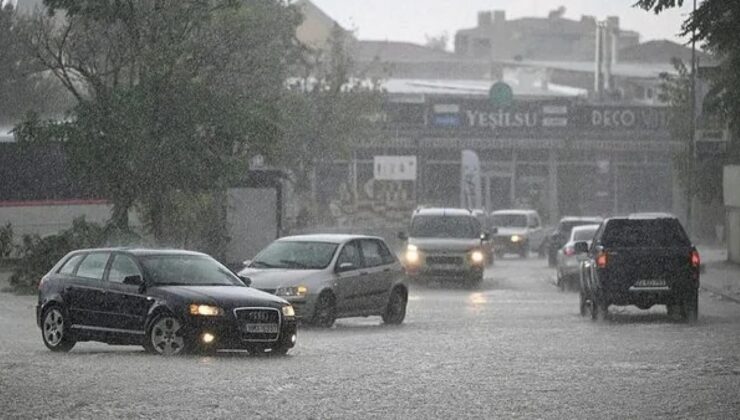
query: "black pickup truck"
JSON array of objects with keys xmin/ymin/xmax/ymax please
[{"xmin": 576, "ymin": 216, "xmax": 700, "ymax": 322}]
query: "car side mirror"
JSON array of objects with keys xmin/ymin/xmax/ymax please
[
  {"xmin": 480, "ymin": 232, "xmax": 491, "ymax": 241},
  {"xmin": 238, "ymin": 275, "xmax": 252, "ymax": 287},
  {"xmin": 398, "ymin": 231, "xmax": 408, "ymax": 241},
  {"xmin": 336, "ymin": 262, "xmax": 356, "ymax": 273},
  {"xmin": 574, "ymin": 242, "xmax": 589, "ymax": 254}
]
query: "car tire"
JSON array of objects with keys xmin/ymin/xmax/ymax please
[
  {"xmin": 41, "ymin": 306, "xmax": 76, "ymax": 352},
  {"xmin": 382, "ymin": 288, "xmax": 407, "ymax": 325},
  {"xmin": 579, "ymin": 290, "xmax": 588, "ymax": 317},
  {"xmin": 680, "ymin": 290, "xmax": 699, "ymax": 323},
  {"xmin": 591, "ymin": 293, "xmax": 609, "ymax": 322},
  {"xmin": 312, "ymin": 292, "xmax": 336, "ymax": 328},
  {"xmin": 144, "ymin": 313, "xmax": 189, "ymax": 356}
]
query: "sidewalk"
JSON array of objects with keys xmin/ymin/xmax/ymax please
[{"xmin": 699, "ymin": 246, "xmax": 740, "ymax": 303}]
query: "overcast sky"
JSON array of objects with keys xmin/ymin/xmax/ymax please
[{"xmin": 310, "ymin": 0, "xmax": 694, "ymax": 47}]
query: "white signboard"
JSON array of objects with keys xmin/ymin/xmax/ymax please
[
  {"xmin": 374, "ymin": 156, "xmax": 417, "ymax": 181},
  {"xmin": 724, "ymin": 165, "xmax": 740, "ymax": 207}
]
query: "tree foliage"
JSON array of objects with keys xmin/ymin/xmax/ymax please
[
  {"xmin": 16, "ymin": 0, "xmax": 302, "ymax": 244},
  {"xmin": 635, "ymin": 0, "xmax": 740, "ymax": 163}
]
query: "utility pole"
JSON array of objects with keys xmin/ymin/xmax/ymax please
[{"xmin": 687, "ymin": 0, "xmax": 697, "ymax": 236}]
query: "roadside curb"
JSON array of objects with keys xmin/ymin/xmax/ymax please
[{"xmin": 701, "ymin": 284, "xmax": 740, "ymax": 305}]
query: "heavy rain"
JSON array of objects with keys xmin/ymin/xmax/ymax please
[{"xmin": 1, "ymin": 0, "xmax": 740, "ymax": 418}]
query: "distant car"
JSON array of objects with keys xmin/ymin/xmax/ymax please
[
  {"xmin": 37, "ymin": 249, "xmax": 297, "ymax": 356},
  {"xmin": 577, "ymin": 215, "xmax": 700, "ymax": 322},
  {"xmin": 547, "ymin": 216, "xmax": 603, "ymax": 267},
  {"xmin": 399, "ymin": 208, "xmax": 492, "ymax": 287},
  {"xmin": 239, "ymin": 235, "xmax": 408, "ymax": 328},
  {"xmin": 490, "ymin": 209, "xmax": 546, "ymax": 258},
  {"xmin": 555, "ymin": 224, "xmax": 600, "ymax": 291}
]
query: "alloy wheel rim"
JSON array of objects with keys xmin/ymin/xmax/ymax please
[
  {"xmin": 151, "ymin": 317, "xmax": 185, "ymax": 355},
  {"xmin": 44, "ymin": 309, "xmax": 64, "ymax": 346}
]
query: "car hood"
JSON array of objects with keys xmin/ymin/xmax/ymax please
[
  {"xmin": 237, "ymin": 268, "xmax": 325, "ymax": 289},
  {"xmin": 494, "ymin": 227, "xmax": 527, "ymax": 236},
  {"xmin": 408, "ymin": 238, "xmax": 482, "ymax": 252},
  {"xmin": 153, "ymin": 285, "xmax": 286, "ymax": 309}
]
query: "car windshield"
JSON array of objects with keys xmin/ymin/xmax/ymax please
[
  {"xmin": 141, "ymin": 255, "xmax": 242, "ymax": 287},
  {"xmin": 602, "ymin": 219, "xmax": 691, "ymax": 248},
  {"xmin": 491, "ymin": 214, "xmax": 527, "ymax": 228},
  {"xmin": 572, "ymin": 226, "xmax": 599, "ymax": 242},
  {"xmin": 410, "ymin": 216, "xmax": 480, "ymax": 239},
  {"xmin": 250, "ymin": 241, "xmax": 338, "ymax": 269}
]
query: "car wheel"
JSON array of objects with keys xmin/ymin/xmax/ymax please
[
  {"xmin": 312, "ymin": 292, "xmax": 336, "ymax": 328},
  {"xmin": 382, "ymin": 288, "xmax": 407, "ymax": 325},
  {"xmin": 591, "ymin": 293, "xmax": 609, "ymax": 322},
  {"xmin": 145, "ymin": 313, "xmax": 188, "ymax": 356},
  {"xmin": 680, "ymin": 290, "xmax": 699, "ymax": 323},
  {"xmin": 579, "ymin": 290, "xmax": 588, "ymax": 317},
  {"xmin": 41, "ymin": 306, "xmax": 76, "ymax": 352}
]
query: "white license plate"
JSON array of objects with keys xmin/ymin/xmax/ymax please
[
  {"xmin": 243, "ymin": 323, "xmax": 279, "ymax": 334},
  {"xmin": 634, "ymin": 279, "xmax": 667, "ymax": 288}
]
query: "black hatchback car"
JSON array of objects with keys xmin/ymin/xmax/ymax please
[{"xmin": 37, "ymin": 249, "xmax": 297, "ymax": 356}]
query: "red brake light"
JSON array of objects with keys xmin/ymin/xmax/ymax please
[
  {"xmin": 564, "ymin": 246, "xmax": 575, "ymax": 256},
  {"xmin": 596, "ymin": 252, "xmax": 608, "ymax": 268},
  {"xmin": 690, "ymin": 250, "xmax": 700, "ymax": 268}
]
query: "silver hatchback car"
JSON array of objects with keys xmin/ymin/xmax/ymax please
[{"xmin": 238, "ymin": 234, "xmax": 408, "ymax": 328}]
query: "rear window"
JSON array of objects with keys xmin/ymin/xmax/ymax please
[{"xmin": 601, "ymin": 219, "xmax": 690, "ymax": 248}]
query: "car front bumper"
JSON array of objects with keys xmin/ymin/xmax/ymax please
[{"xmin": 185, "ymin": 313, "xmax": 298, "ymax": 351}]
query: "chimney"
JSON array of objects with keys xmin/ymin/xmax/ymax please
[
  {"xmin": 494, "ymin": 10, "xmax": 506, "ymax": 24},
  {"xmin": 478, "ymin": 11, "xmax": 492, "ymax": 27}
]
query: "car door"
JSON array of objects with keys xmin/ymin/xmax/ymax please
[
  {"xmin": 103, "ymin": 253, "xmax": 154, "ymax": 335},
  {"xmin": 64, "ymin": 252, "xmax": 111, "ymax": 329},
  {"xmin": 359, "ymin": 239, "xmax": 395, "ymax": 310},
  {"xmin": 333, "ymin": 240, "xmax": 366, "ymax": 315},
  {"xmin": 528, "ymin": 214, "xmax": 545, "ymax": 250}
]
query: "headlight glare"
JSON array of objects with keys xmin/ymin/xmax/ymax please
[
  {"xmin": 471, "ymin": 250, "xmax": 485, "ymax": 264},
  {"xmin": 511, "ymin": 235, "xmax": 522, "ymax": 243},
  {"xmin": 405, "ymin": 247, "xmax": 420, "ymax": 264},
  {"xmin": 276, "ymin": 286, "xmax": 308, "ymax": 298},
  {"xmin": 282, "ymin": 305, "xmax": 295, "ymax": 317},
  {"xmin": 189, "ymin": 304, "xmax": 224, "ymax": 316}
]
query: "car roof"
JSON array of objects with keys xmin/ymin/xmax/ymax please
[
  {"xmin": 491, "ymin": 209, "xmax": 537, "ymax": 216},
  {"xmin": 571, "ymin": 224, "xmax": 601, "ymax": 232},
  {"xmin": 276, "ymin": 234, "xmax": 384, "ymax": 244},
  {"xmin": 627, "ymin": 212, "xmax": 677, "ymax": 220},
  {"xmin": 70, "ymin": 248, "xmax": 209, "ymax": 257},
  {"xmin": 559, "ymin": 216, "xmax": 603, "ymax": 223},
  {"xmin": 413, "ymin": 208, "xmax": 475, "ymax": 217}
]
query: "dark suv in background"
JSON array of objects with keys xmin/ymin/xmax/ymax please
[{"xmin": 577, "ymin": 215, "xmax": 700, "ymax": 322}]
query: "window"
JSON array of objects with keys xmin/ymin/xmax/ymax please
[
  {"xmin": 108, "ymin": 254, "xmax": 142, "ymax": 283},
  {"xmin": 361, "ymin": 240, "xmax": 384, "ymax": 268},
  {"xmin": 76, "ymin": 253, "xmax": 111, "ymax": 280},
  {"xmin": 337, "ymin": 241, "xmax": 362, "ymax": 269},
  {"xmin": 58, "ymin": 254, "xmax": 84, "ymax": 275},
  {"xmin": 377, "ymin": 241, "xmax": 397, "ymax": 265}
]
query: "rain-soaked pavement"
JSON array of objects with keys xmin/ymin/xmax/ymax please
[{"xmin": 1, "ymin": 258, "xmax": 740, "ymax": 419}]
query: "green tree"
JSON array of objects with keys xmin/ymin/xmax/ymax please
[
  {"xmin": 16, "ymin": 0, "xmax": 302, "ymax": 249},
  {"xmin": 280, "ymin": 27, "xmax": 385, "ymax": 223},
  {"xmin": 635, "ymin": 0, "xmax": 740, "ymax": 163}
]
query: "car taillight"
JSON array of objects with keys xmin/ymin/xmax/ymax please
[
  {"xmin": 564, "ymin": 246, "xmax": 575, "ymax": 256},
  {"xmin": 37, "ymin": 277, "xmax": 46, "ymax": 290},
  {"xmin": 596, "ymin": 252, "xmax": 608, "ymax": 268},
  {"xmin": 690, "ymin": 250, "xmax": 700, "ymax": 268}
]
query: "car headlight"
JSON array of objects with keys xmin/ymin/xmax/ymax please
[
  {"xmin": 282, "ymin": 305, "xmax": 295, "ymax": 318},
  {"xmin": 511, "ymin": 235, "xmax": 524, "ymax": 243},
  {"xmin": 276, "ymin": 285, "xmax": 308, "ymax": 298},
  {"xmin": 405, "ymin": 244, "xmax": 420, "ymax": 264},
  {"xmin": 189, "ymin": 304, "xmax": 224, "ymax": 316},
  {"xmin": 470, "ymin": 250, "xmax": 485, "ymax": 264}
]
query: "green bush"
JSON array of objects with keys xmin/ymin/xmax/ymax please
[{"xmin": 9, "ymin": 218, "xmax": 106, "ymax": 293}]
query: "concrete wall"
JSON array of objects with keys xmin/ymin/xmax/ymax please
[{"xmin": 724, "ymin": 166, "xmax": 740, "ymax": 263}]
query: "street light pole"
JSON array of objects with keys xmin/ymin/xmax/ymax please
[{"xmin": 688, "ymin": 0, "xmax": 697, "ymax": 237}]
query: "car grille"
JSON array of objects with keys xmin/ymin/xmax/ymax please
[
  {"xmin": 233, "ymin": 308, "xmax": 281, "ymax": 342},
  {"xmin": 426, "ymin": 256, "xmax": 464, "ymax": 266}
]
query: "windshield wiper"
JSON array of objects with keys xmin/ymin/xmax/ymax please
[{"xmin": 250, "ymin": 261, "xmax": 277, "ymax": 268}]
